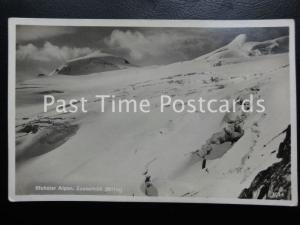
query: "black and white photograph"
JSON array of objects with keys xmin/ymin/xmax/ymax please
[{"xmin": 8, "ymin": 19, "xmax": 297, "ymax": 206}]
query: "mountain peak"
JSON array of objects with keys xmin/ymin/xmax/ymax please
[
  {"xmin": 50, "ymin": 51, "xmax": 133, "ymax": 76},
  {"xmin": 194, "ymin": 33, "xmax": 288, "ymax": 63},
  {"xmin": 228, "ymin": 34, "xmax": 247, "ymax": 48}
]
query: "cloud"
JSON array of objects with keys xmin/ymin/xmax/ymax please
[
  {"xmin": 17, "ymin": 26, "xmax": 77, "ymax": 42},
  {"xmin": 17, "ymin": 42, "xmax": 94, "ymax": 62},
  {"xmin": 104, "ymin": 29, "xmax": 212, "ymax": 63},
  {"xmin": 105, "ymin": 30, "xmax": 151, "ymax": 60}
]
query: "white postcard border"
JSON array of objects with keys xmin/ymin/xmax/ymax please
[{"xmin": 8, "ymin": 18, "xmax": 298, "ymax": 206}]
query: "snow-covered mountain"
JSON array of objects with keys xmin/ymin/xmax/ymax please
[
  {"xmin": 49, "ymin": 51, "xmax": 134, "ymax": 76},
  {"xmin": 15, "ymin": 34, "xmax": 292, "ymax": 201},
  {"xmin": 195, "ymin": 34, "xmax": 288, "ymax": 66}
]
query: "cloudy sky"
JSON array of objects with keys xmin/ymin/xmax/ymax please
[{"xmin": 16, "ymin": 25, "xmax": 288, "ymax": 81}]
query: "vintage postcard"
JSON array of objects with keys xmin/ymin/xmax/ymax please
[{"xmin": 8, "ymin": 19, "xmax": 297, "ymax": 205}]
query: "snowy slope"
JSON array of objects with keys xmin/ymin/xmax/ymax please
[{"xmin": 15, "ymin": 35, "xmax": 291, "ymax": 199}]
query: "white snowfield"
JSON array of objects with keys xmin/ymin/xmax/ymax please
[{"xmin": 15, "ymin": 34, "xmax": 291, "ymax": 199}]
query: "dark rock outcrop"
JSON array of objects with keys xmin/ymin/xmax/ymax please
[{"xmin": 239, "ymin": 125, "xmax": 291, "ymax": 200}]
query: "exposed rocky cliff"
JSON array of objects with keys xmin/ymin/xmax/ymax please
[{"xmin": 239, "ymin": 125, "xmax": 291, "ymax": 200}]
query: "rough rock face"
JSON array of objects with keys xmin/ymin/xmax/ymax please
[{"xmin": 239, "ymin": 125, "xmax": 291, "ymax": 200}]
